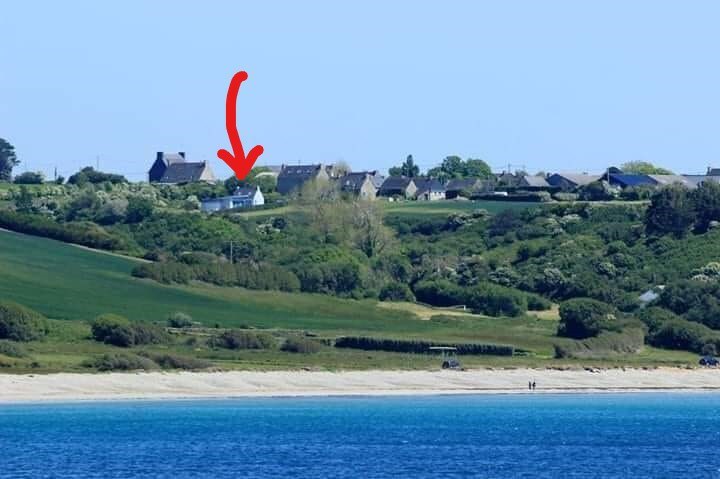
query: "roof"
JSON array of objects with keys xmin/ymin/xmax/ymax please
[
  {"xmin": 548, "ymin": 173, "xmax": 600, "ymax": 187},
  {"xmin": 520, "ymin": 175, "xmax": 550, "ymax": 188},
  {"xmin": 339, "ymin": 172, "xmax": 374, "ymax": 192},
  {"xmin": 446, "ymin": 178, "xmax": 481, "ymax": 191},
  {"xmin": 277, "ymin": 164, "xmax": 324, "ymax": 194},
  {"xmin": 414, "ymin": 178, "xmax": 445, "ymax": 194},
  {"xmin": 609, "ymin": 173, "xmax": 656, "ymax": 188},
  {"xmin": 159, "ymin": 162, "xmax": 211, "ymax": 183},
  {"xmin": 232, "ymin": 186, "xmax": 260, "ymax": 198},
  {"xmin": 708, "ymin": 168, "xmax": 720, "ymax": 176},
  {"xmin": 648, "ymin": 174, "xmax": 695, "ymax": 188},
  {"xmin": 379, "ymin": 176, "xmax": 414, "ymax": 193}
]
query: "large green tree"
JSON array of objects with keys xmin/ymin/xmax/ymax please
[
  {"xmin": 620, "ymin": 161, "xmax": 673, "ymax": 175},
  {"xmin": 388, "ymin": 155, "xmax": 420, "ymax": 177},
  {"xmin": 691, "ymin": 181, "xmax": 720, "ymax": 232},
  {"xmin": 427, "ymin": 155, "xmax": 491, "ymax": 181},
  {"xmin": 645, "ymin": 185, "xmax": 696, "ymax": 237},
  {"xmin": 0, "ymin": 138, "xmax": 19, "ymax": 181}
]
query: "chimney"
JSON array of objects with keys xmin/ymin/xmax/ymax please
[
  {"xmin": 156, "ymin": 152, "xmax": 163, "ymax": 163},
  {"xmin": 179, "ymin": 152, "xmax": 186, "ymax": 160}
]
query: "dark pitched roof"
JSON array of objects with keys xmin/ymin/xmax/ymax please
[
  {"xmin": 708, "ymin": 168, "xmax": 720, "ymax": 176},
  {"xmin": 445, "ymin": 178, "xmax": 481, "ymax": 192},
  {"xmin": 277, "ymin": 164, "xmax": 324, "ymax": 194},
  {"xmin": 609, "ymin": 173, "xmax": 656, "ymax": 188},
  {"xmin": 339, "ymin": 172, "xmax": 372, "ymax": 192},
  {"xmin": 414, "ymin": 178, "xmax": 445, "ymax": 194},
  {"xmin": 520, "ymin": 175, "xmax": 550, "ymax": 188},
  {"xmin": 547, "ymin": 173, "xmax": 599, "ymax": 187},
  {"xmin": 159, "ymin": 162, "xmax": 211, "ymax": 183},
  {"xmin": 379, "ymin": 176, "xmax": 414, "ymax": 192},
  {"xmin": 232, "ymin": 186, "xmax": 260, "ymax": 197}
]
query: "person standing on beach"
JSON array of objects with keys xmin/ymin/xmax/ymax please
[
  {"xmin": 532, "ymin": 381, "xmax": 536, "ymax": 390},
  {"xmin": 528, "ymin": 381, "xmax": 532, "ymax": 390}
]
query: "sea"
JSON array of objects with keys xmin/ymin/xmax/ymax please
[{"xmin": 1, "ymin": 393, "xmax": 719, "ymax": 478}]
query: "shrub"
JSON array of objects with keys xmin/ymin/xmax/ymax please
[
  {"xmin": 636, "ymin": 307, "xmax": 681, "ymax": 334},
  {"xmin": 87, "ymin": 353, "xmax": 158, "ymax": 371},
  {"xmin": 557, "ymin": 298, "xmax": 617, "ymax": 339},
  {"xmin": 379, "ymin": 282, "xmax": 415, "ymax": 302},
  {"xmin": 167, "ymin": 312, "xmax": 193, "ymax": 328},
  {"xmin": 413, "ymin": 280, "xmax": 466, "ymax": 307},
  {"xmin": 334, "ymin": 337, "xmax": 514, "ymax": 356},
  {"xmin": 466, "ymin": 283, "xmax": 527, "ymax": 317},
  {"xmin": 90, "ymin": 314, "xmax": 168, "ymax": 347},
  {"xmin": 208, "ymin": 330, "xmax": 276, "ymax": 350},
  {"xmin": 0, "ymin": 339, "xmax": 28, "ymax": 358},
  {"xmin": 554, "ymin": 328, "xmax": 645, "ymax": 359},
  {"xmin": 527, "ymin": 294, "xmax": 552, "ymax": 311},
  {"xmin": 68, "ymin": 167, "xmax": 126, "ymax": 185},
  {"xmin": 139, "ymin": 352, "xmax": 212, "ymax": 370},
  {"xmin": 648, "ymin": 319, "xmax": 718, "ymax": 353},
  {"xmin": 13, "ymin": 171, "xmax": 44, "ymax": 184},
  {"xmin": 0, "ymin": 301, "xmax": 48, "ymax": 341},
  {"xmin": 281, "ymin": 336, "xmax": 321, "ymax": 354}
]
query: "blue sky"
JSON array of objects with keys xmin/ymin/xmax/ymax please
[{"xmin": 2, "ymin": 1, "xmax": 719, "ymax": 181}]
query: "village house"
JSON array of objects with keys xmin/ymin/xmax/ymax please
[
  {"xmin": 607, "ymin": 173, "xmax": 657, "ymax": 189},
  {"xmin": 444, "ymin": 178, "xmax": 489, "ymax": 199},
  {"xmin": 276, "ymin": 164, "xmax": 329, "ymax": 195},
  {"xmin": 546, "ymin": 173, "xmax": 599, "ymax": 192},
  {"xmin": 516, "ymin": 175, "xmax": 551, "ymax": 190},
  {"xmin": 201, "ymin": 186, "xmax": 264, "ymax": 212},
  {"xmin": 148, "ymin": 152, "xmax": 216, "ymax": 184},
  {"xmin": 377, "ymin": 176, "xmax": 417, "ymax": 199},
  {"xmin": 338, "ymin": 171, "xmax": 384, "ymax": 200},
  {"xmin": 414, "ymin": 178, "xmax": 446, "ymax": 201}
]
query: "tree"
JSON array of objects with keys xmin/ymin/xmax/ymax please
[
  {"xmin": 557, "ymin": 298, "xmax": 617, "ymax": 339},
  {"xmin": 15, "ymin": 186, "xmax": 34, "ymax": 213},
  {"xmin": 67, "ymin": 167, "xmax": 126, "ymax": 185},
  {"xmin": 691, "ymin": 181, "xmax": 720, "ymax": 232},
  {"xmin": 13, "ymin": 171, "xmax": 44, "ymax": 184},
  {"xmin": 645, "ymin": 185, "xmax": 696, "ymax": 237},
  {"xmin": 351, "ymin": 200, "xmax": 395, "ymax": 257},
  {"xmin": 126, "ymin": 196, "xmax": 155, "ymax": 223},
  {"xmin": 427, "ymin": 156, "xmax": 491, "ymax": 181},
  {"xmin": 620, "ymin": 161, "xmax": 672, "ymax": 175},
  {"xmin": 0, "ymin": 138, "xmax": 19, "ymax": 181},
  {"xmin": 389, "ymin": 155, "xmax": 420, "ymax": 177}
]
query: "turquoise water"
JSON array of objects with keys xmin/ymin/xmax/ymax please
[{"xmin": 2, "ymin": 394, "xmax": 720, "ymax": 478}]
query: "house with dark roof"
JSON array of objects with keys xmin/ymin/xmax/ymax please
[
  {"xmin": 414, "ymin": 178, "xmax": 445, "ymax": 201},
  {"xmin": 338, "ymin": 171, "xmax": 384, "ymax": 200},
  {"xmin": 148, "ymin": 152, "xmax": 216, "ymax": 184},
  {"xmin": 377, "ymin": 176, "xmax": 417, "ymax": 199},
  {"xmin": 201, "ymin": 186, "xmax": 264, "ymax": 212},
  {"xmin": 276, "ymin": 164, "xmax": 329, "ymax": 195},
  {"xmin": 608, "ymin": 173, "xmax": 657, "ymax": 189},
  {"xmin": 707, "ymin": 167, "xmax": 720, "ymax": 176},
  {"xmin": 445, "ymin": 178, "xmax": 489, "ymax": 199},
  {"xmin": 546, "ymin": 173, "xmax": 600, "ymax": 191},
  {"xmin": 517, "ymin": 175, "xmax": 551, "ymax": 190}
]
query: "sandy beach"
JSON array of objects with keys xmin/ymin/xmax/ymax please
[{"xmin": 0, "ymin": 368, "xmax": 719, "ymax": 402}]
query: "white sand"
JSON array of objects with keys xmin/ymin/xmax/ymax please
[{"xmin": 1, "ymin": 368, "xmax": 719, "ymax": 403}]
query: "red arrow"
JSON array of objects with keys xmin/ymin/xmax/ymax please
[{"xmin": 217, "ymin": 70, "xmax": 264, "ymax": 180}]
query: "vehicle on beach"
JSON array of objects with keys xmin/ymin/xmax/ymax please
[
  {"xmin": 430, "ymin": 346, "xmax": 462, "ymax": 370},
  {"xmin": 699, "ymin": 355, "xmax": 719, "ymax": 367}
]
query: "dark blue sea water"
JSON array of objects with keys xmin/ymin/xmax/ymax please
[{"xmin": 2, "ymin": 394, "xmax": 720, "ymax": 478}]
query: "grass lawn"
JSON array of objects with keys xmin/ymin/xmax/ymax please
[{"xmin": 382, "ymin": 199, "xmax": 541, "ymax": 218}]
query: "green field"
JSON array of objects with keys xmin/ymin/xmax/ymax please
[
  {"xmin": 0, "ymin": 230, "xmax": 698, "ymax": 371},
  {"xmin": 381, "ymin": 199, "xmax": 540, "ymax": 217}
]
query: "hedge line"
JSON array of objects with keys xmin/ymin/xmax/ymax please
[
  {"xmin": 334, "ymin": 336, "xmax": 514, "ymax": 356},
  {"xmin": 0, "ymin": 210, "xmax": 124, "ymax": 250}
]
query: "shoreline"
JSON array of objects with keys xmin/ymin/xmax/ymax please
[{"xmin": 1, "ymin": 368, "xmax": 719, "ymax": 403}]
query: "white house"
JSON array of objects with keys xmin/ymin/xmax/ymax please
[{"xmin": 201, "ymin": 186, "xmax": 265, "ymax": 212}]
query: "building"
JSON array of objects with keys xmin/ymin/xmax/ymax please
[
  {"xmin": 546, "ymin": 173, "xmax": 600, "ymax": 191},
  {"xmin": 445, "ymin": 178, "xmax": 488, "ymax": 199},
  {"xmin": 377, "ymin": 176, "xmax": 417, "ymax": 199},
  {"xmin": 276, "ymin": 164, "xmax": 329, "ymax": 195},
  {"xmin": 338, "ymin": 171, "xmax": 384, "ymax": 200},
  {"xmin": 517, "ymin": 175, "xmax": 551, "ymax": 190},
  {"xmin": 607, "ymin": 173, "xmax": 657, "ymax": 189},
  {"xmin": 648, "ymin": 174, "xmax": 695, "ymax": 188},
  {"xmin": 414, "ymin": 178, "xmax": 446, "ymax": 201},
  {"xmin": 201, "ymin": 186, "xmax": 264, "ymax": 212},
  {"xmin": 148, "ymin": 152, "xmax": 216, "ymax": 184}
]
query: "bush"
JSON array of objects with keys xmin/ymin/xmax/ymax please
[
  {"xmin": 636, "ymin": 307, "xmax": 680, "ymax": 334},
  {"xmin": 13, "ymin": 171, "xmax": 44, "ymax": 184},
  {"xmin": 413, "ymin": 280, "xmax": 466, "ymax": 307},
  {"xmin": 0, "ymin": 339, "xmax": 28, "ymax": 358},
  {"xmin": 0, "ymin": 301, "xmax": 48, "ymax": 341},
  {"xmin": 68, "ymin": 167, "xmax": 126, "ymax": 185},
  {"xmin": 334, "ymin": 337, "xmax": 514, "ymax": 356},
  {"xmin": 167, "ymin": 312, "xmax": 193, "ymax": 328},
  {"xmin": 554, "ymin": 328, "xmax": 645, "ymax": 359},
  {"xmin": 466, "ymin": 283, "xmax": 527, "ymax": 317},
  {"xmin": 139, "ymin": 352, "xmax": 212, "ymax": 370},
  {"xmin": 648, "ymin": 319, "xmax": 718, "ymax": 353},
  {"xmin": 208, "ymin": 330, "xmax": 276, "ymax": 350},
  {"xmin": 90, "ymin": 314, "xmax": 168, "ymax": 347},
  {"xmin": 281, "ymin": 336, "xmax": 321, "ymax": 354},
  {"xmin": 379, "ymin": 282, "xmax": 415, "ymax": 302},
  {"xmin": 557, "ymin": 298, "xmax": 617, "ymax": 339},
  {"xmin": 87, "ymin": 353, "xmax": 158, "ymax": 371},
  {"xmin": 527, "ymin": 294, "xmax": 552, "ymax": 311}
]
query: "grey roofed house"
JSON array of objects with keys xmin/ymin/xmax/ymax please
[
  {"xmin": 377, "ymin": 176, "xmax": 417, "ymax": 198},
  {"xmin": 683, "ymin": 175, "xmax": 720, "ymax": 187},
  {"xmin": 149, "ymin": 152, "xmax": 217, "ymax": 184},
  {"xmin": 338, "ymin": 171, "xmax": 383, "ymax": 199},
  {"xmin": 647, "ymin": 174, "xmax": 695, "ymax": 188},
  {"xmin": 707, "ymin": 167, "xmax": 720, "ymax": 176},
  {"xmin": 518, "ymin": 175, "xmax": 550, "ymax": 188},
  {"xmin": 414, "ymin": 177, "xmax": 445, "ymax": 200},
  {"xmin": 547, "ymin": 173, "xmax": 600, "ymax": 190},
  {"xmin": 276, "ymin": 164, "xmax": 329, "ymax": 195},
  {"xmin": 445, "ymin": 178, "xmax": 484, "ymax": 198}
]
